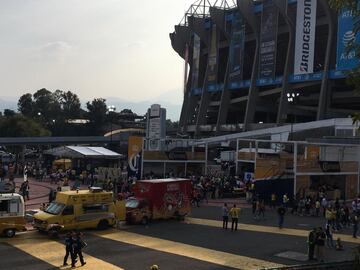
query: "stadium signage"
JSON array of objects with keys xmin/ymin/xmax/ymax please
[
  {"xmin": 228, "ymin": 13, "xmax": 245, "ymax": 82},
  {"xmin": 294, "ymin": 0, "xmax": 317, "ymax": 75},
  {"xmin": 259, "ymin": 0, "xmax": 278, "ymax": 79},
  {"xmin": 336, "ymin": 9, "xmax": 360, "ymax": 70}
]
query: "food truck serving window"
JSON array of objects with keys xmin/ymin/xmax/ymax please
[
  {"xmin": 0, "ymin": 200, "xmax": 9, "ymax": 212},
  {"xmin": 45, "ymin": 202, "xmax": 65, "ymax": 215}
]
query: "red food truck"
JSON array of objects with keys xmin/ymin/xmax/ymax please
[{"xmin": 126, "ymin": 178, "xmax": 192, "ymax": 225}]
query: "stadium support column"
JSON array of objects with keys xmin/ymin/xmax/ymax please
[
  {"xmin": 216, "ymin": 63, "xmax": 231, "ymax": 134},
  {"xmin": 237, "ymin": 0, "xmax": 260, "ymax": 132},
  {"xmin": 209, "ymin": 7, "xmax": 229, "ymax": 135},
  {"xmin": 275, "ymin": 0, "xmax": 295, "ymax": 124},
  {"xmin": 189, "ymin": 17, "xmax": 209, "ymax": 138},
  {"xmin": 195, "ymin": 69, "xmax": 211, "ymax": 137},
  {"xmin": 317, "ymin": 0, "xmax": 335, "ymax": 120},
  {"xmin": 171, "ymin": 25, "xmax": 192, "ymax": 133}
]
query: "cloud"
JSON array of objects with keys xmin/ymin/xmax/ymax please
[{"xmin": 31, "ymin": 41, "xmax": 73, "ymax": 63}]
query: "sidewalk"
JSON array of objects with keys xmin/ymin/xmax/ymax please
[
  {"xmin": 205, "ymin": 197, "xmax": 251, "ymax": 208},
  {"xmin": 14, "ymin": 177, "xmax": 87, "ymax": 210}
]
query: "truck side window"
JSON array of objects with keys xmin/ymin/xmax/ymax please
[
  {"xmin": 83, "ymin": 204, "xmax": 108, "ymax": 213},
  {"xmin": 62, "ymin": 205, "xmax": 74, "ymax": 216}
]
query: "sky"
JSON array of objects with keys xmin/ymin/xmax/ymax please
[{"xmin": 0, "ymin": 0, "xmax": 195, "ymax": 120}]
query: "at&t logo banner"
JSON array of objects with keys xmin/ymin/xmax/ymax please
[{"xmin": 336, "ymin": 9, "xmax": 360, "ymax": 71}]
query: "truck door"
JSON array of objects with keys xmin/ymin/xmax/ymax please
[{"xmin": 61, "ymin": 205, "xmax": 75, "ymax": 230}]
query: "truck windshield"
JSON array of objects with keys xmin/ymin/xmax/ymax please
[
  {"xmin": 126, "ymin": 199, "xmax": 139, "ymax": 208},
  {"xmin": 44, "ymin": 202, "xmax": 65, "ymax": 215}
]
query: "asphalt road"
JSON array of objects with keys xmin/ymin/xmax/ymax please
[{"xmin": 1, "ymin": 204, "xmax": 359, "ymax": 270}]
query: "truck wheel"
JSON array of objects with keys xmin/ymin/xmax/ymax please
[
  {"xmin": 174, "ymin": 212, "xmax": 186, "ymax": 221},
  {"xmin": 48, "ymin": 228, "xmax": 59, "ymax": 238},
  {"xmin": 5, "ymin": 229, "xmax": 15, "ymax": 238},
  {"xmin": 97, "ymin": 219, "xmax": 109, "ymax": 230},
  {"xmin": 141, "ymin": 216, "xmax": 149, "ymax": 225}
]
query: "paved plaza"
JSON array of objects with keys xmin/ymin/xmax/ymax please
[{"xmin": 1, "ymin": 180, "xmax": 360, "ymax": 270}]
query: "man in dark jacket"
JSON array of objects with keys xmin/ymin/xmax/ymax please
[
  {"xmin": 277, "ymin": 205, "xmax": 286, "ymax": 229},
  {"xmin": 63, "ymin": 232, "xmax": 74, "ymax": 266},
  {"xmin": 72, "ymin": 232, "xmax": 86, "ymax": 267},
  {"xmin": 307, "ymin": 228, "xmax": 317, "ymax": 260}
]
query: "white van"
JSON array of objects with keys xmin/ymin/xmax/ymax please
[{"xmin": 0, "ymin": 193, "xmax": 26, "ymax": 237}]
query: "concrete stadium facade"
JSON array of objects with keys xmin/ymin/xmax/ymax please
[{"xmin": 170, "ymin": 0, "xmax": 360, "ymax": 138}]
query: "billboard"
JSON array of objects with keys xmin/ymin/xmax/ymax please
[
  {"xmin": 294, "ymin": 0, "xmax": 317, "ymax": 75},
  {"xmin": 128, "ymin": 136, "xmax": 143, "ymax": 178},
  {"xmin": 191, "ymin": 34, "xmax": 201, "ymax": 89},
  {"xmin": 207, "ymin": 24, "xmax": 218, "ymax": 83},
  {"xmin": 336, "ymin": 9, "xmax": 360, "ymax": 70},
  {"xmin": 149, "ymin": 117, "xmax": 161, "ymax": 138},
  {"xmin": 259, "ymin": 0, "xmax": 278, "ymax": 78},
  {"xmin": 228, "ymin": 12, "xmax": 245, "ymax": 82}
]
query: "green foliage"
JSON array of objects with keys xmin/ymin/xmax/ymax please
[
  {"xmin": 328, "ymin": 0, "xmax": 358, "ymax": 11},
  {"xmin": 10, "ymin": 89, "xmax": 144, "ymax": 137},
  {"xmin": 3, "ymin": 109, "xmax": 16, "ymax": 118},
  {"xmin": 86, "ymin": 98, "xmax": 108, "ymax": 126},
  {"xmin": 18, "ymin": 93, "xmax": 34, "ymax": 117},
  {"xmin": 0, "ymin": 114, "xmax": 51, "ymax": 137}
]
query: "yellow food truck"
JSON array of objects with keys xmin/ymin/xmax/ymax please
[
  {"xmin": 0, "ymin": 193, "xmax": 27, "ymax": 237},
  {"xmin": 33, "ymin": 187, "xmax": 125, "ymax": 235}
]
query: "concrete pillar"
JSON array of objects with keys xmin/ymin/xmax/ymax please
[{"xmin": 317, "ymin": 0, "xmax": 336, "ymax": 120}]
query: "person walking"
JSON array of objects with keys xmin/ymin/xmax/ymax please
[
  {"xmin": 222, "ymin": 203, "xmax": 229, "ymax": 229},
  {"xmin": 307, "ymin": 228, "xmax": 317, "ymax": 260},
  {"xmin": 352, "ymin": 214, "xmax": 358, "ymax": 238},
  {"xmin": 229, "ymin": 204, "xmax": 240, "ymax": 231},
  {"xmin": 270, "ymin": 193, "xmax": 276, "ymax": 209},
  {"xmin": 315, "ymin": 227, "xmax": 326, "ymax": 262},
  {"xmin": 258, "ymin": 200, "xmax": 265, "ymax": 220},
  {"xmin": 72, "ymin": 232, "xmax": 86, "ymax": 267},
  {"xmin": 252, "ymin": 195, "xmax": 258, "ymax": 217},
  {"xmin": 325, "ymin": 223, "xmax": 334, "ymax": 248},
  {"xmin": 63, "ymin": 232, "xmax": 74, "ymax": 266},
  {"xmin": 315, "ymin": 199, "xmax": 321, "ymax": 217},
  {"xmin": 282, "ymin": 194, "xmax": 289, "ymax": 209},
  {"xmin": 277, "ymin": 205, "xmax": 286, "ymax": 229},
  {"xmin": 19, "ymin": 180, "xmax": 30, "ymax": 201}
]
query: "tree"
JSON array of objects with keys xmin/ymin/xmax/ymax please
[
  {"xmin": 18, "ymin": 93, "xmax": 34, "ymax": 117},
  {"xmin": 53, "ymin": 90, "xmax": 81, "ymax": 119},
  {"xmin": 33, "ymin": 88, "xmax": 61, "ymax": 124},
  {"xmin": 3, "ymin": 109, "xmax": 16, "ymax": 118},
  {"xmin": 0, "ymin": 114, "xmax": 50, "ymax": 137},
  {"xmin": 86, "ymin": 98, "xmax": 108, "ymax": 133},
  {"xmin": 60, "ymin": 91, "xmax": 81, "ymax": 119}
]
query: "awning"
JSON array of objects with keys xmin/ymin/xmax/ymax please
[{"xmin": 44, "ymin": 146, "xmax": 123, "ymax": 159}]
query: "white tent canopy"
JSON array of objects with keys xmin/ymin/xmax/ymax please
[{"xmin": 44, "ymin": 146, "xmax": 123, "ymax": 159}]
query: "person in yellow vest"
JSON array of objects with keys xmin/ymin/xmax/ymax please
[{"xmin": 229, "ymin": 204, "xmax": 241, "ymax": 231}]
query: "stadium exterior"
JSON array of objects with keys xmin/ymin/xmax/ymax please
[{"xmin": 170, "ymin": 0, "xmax": 360, "ymax": 138}]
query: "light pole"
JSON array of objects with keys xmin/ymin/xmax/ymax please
[{"xmin": 107, "ymin": 105, "xmax": 116, "ymax": 143}]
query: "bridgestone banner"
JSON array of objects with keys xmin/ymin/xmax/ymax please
[
  {"xmin": 294, "ymin": 0, "xmax": 317, "ymax": 75},
  {"xmin": 207, "ymin": 24, "xmax": 218, "ymax": 83},
  {"xmin": 259, "ymin": 0, "xmax": 278, "ymax": 79},
  {"xmin": 229, "ymin": 12, "xmax": 245, "ymax": 82},
  {"xmin": 191, "ymin": 34, "xmax": 201, "ymax": 89}
]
